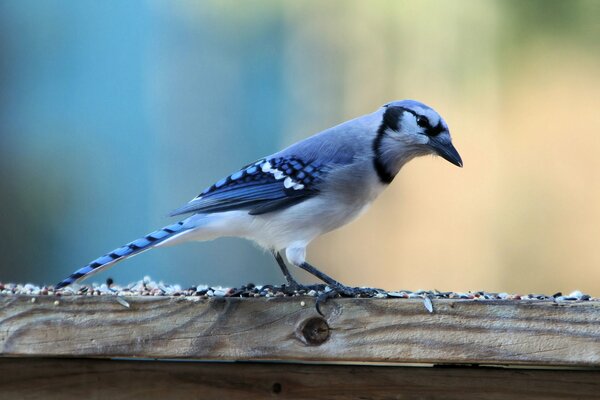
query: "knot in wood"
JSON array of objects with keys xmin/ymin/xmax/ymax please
[{"xmin": 297, "ymin": 317, "xmax": 330, "ymax": 346}]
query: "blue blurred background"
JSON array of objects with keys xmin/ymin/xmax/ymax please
[{"xmin": 1, "ymin": 0, "xmax": 599, "ymax": 293}]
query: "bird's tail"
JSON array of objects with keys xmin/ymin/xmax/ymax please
[{"xmin": 55, "ymin": 220, "xmax": 191, "ymax": 289}]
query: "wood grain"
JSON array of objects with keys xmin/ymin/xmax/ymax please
[
  {"xmin": 1, "ymin": 295, "xmax": 600, "ymax": 366},
  {"xmin": 1, "ymin": 358, "xmax": 599, "ymax": 400}
]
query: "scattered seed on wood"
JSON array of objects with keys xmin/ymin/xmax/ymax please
[
  {"xmin": 423, "ymin": 296, "xmax": 433, "ymax": 313},
  {"xmin": 0, "ymin": 278, "xmax": 595, "ymax": 304},
  {"xmin": 115, "ymin": 297, "xmax": 130, "ymax": 308}
]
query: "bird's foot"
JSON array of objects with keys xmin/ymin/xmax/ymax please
[{"xmin": 315, "ymin": 284, "xmax": 382, "ymax": 315}]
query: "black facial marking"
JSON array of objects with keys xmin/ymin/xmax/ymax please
[
  {"xmin": 416, "ymin": 116, "xmax": 429, "ymax": 128},
  {"xmin": 381, "ymin": 106, "xmax": 403, "ymax": 132},
  {"xmin": 372, "ymin": 106, "xmax": 402, "ymax": 184},
  {"xmin": 426, "ymin": 120, "xmax": 445, "ymax": 137},
  {"xmin": 402, "ymin": 108, "xmax": 445, "ymax": 137}
]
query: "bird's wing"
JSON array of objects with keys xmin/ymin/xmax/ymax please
[{"xmin": 170, "ymin": 156, "xmax": 328, "ymax": 216}]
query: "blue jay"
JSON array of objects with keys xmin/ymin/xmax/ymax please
[{"xmin": 56, "ymin": 100, "xmax": 462, "ymax": 295}]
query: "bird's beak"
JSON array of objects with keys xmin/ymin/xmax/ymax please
[{"xmin": 429, "ymin": 137, "xmax": 463, "ymax": 167}]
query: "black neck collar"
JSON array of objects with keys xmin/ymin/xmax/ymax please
[{"xmin": 372, "ymin": 106, "xmax": 402, "ymax": 184}]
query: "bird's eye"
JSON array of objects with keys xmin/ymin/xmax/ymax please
[{"xmin": 416, "ymin": 116, "xmax": 429, "ymax": 128}]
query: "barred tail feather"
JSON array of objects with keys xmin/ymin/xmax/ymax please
[{"xmin": 55, "ymin": 221, "xmax": 190, "ymax": 289}]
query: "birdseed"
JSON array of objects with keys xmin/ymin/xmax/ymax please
[{"xmin": 0, "ymin": 278, "xmax": 597, "ymax": 302}]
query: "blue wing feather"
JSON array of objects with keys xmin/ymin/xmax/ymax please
[{"xmin": 170, "ymin": 157, "xmax": 326, "ymax": 216}]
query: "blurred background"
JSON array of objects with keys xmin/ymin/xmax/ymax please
[{"xmin": 0, "ymin": 0, "xmax": 599, "ymax": 294}]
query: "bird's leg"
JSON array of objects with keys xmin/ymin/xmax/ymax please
[
  {"xmin": 272, "ymin": 251, "xmax": 301, "ymax": 289},
  {"xmin": 297, "ymin": 261, "xmax": 380, "ymax": 297},
  {"xmin": 273, "ymin": 252, "xmax": 327, "ymax": 293},
  {"xmin": 295, "ymin": 261, "xmax": 382, "ymax": 316},
  {"xmin": 296, "ymin": 261, "xmax": 355, "ymax": 295}
]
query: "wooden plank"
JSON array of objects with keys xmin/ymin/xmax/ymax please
[
  {"xmin": 1, "ymin": 295, "xmax": 600, "ymax": 366},
  {"xmin": 0, "ymin": 358, "xmax": 599, "ymax": 400}
]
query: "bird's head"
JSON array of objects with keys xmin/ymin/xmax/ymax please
[{"xmin": 372, "ymin": 100, "xmax": 462, "ymax": 183}]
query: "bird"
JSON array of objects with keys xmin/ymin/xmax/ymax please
[{"xmin": 55, "ymin": 100, "xmax": 462, "ymax": 295}]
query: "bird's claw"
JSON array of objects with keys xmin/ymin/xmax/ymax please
[{"xmin": 315, "ymin": 289, "xmax": 338, "ymax": 316}]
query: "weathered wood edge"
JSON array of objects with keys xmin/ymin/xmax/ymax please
[
  {"xmin": 1, "ymin": 358, "xmax": 599, "ymax": 400},
  {"xmin": 1, "ymin": 295, "xmax": 599, "ymax": 367}
]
